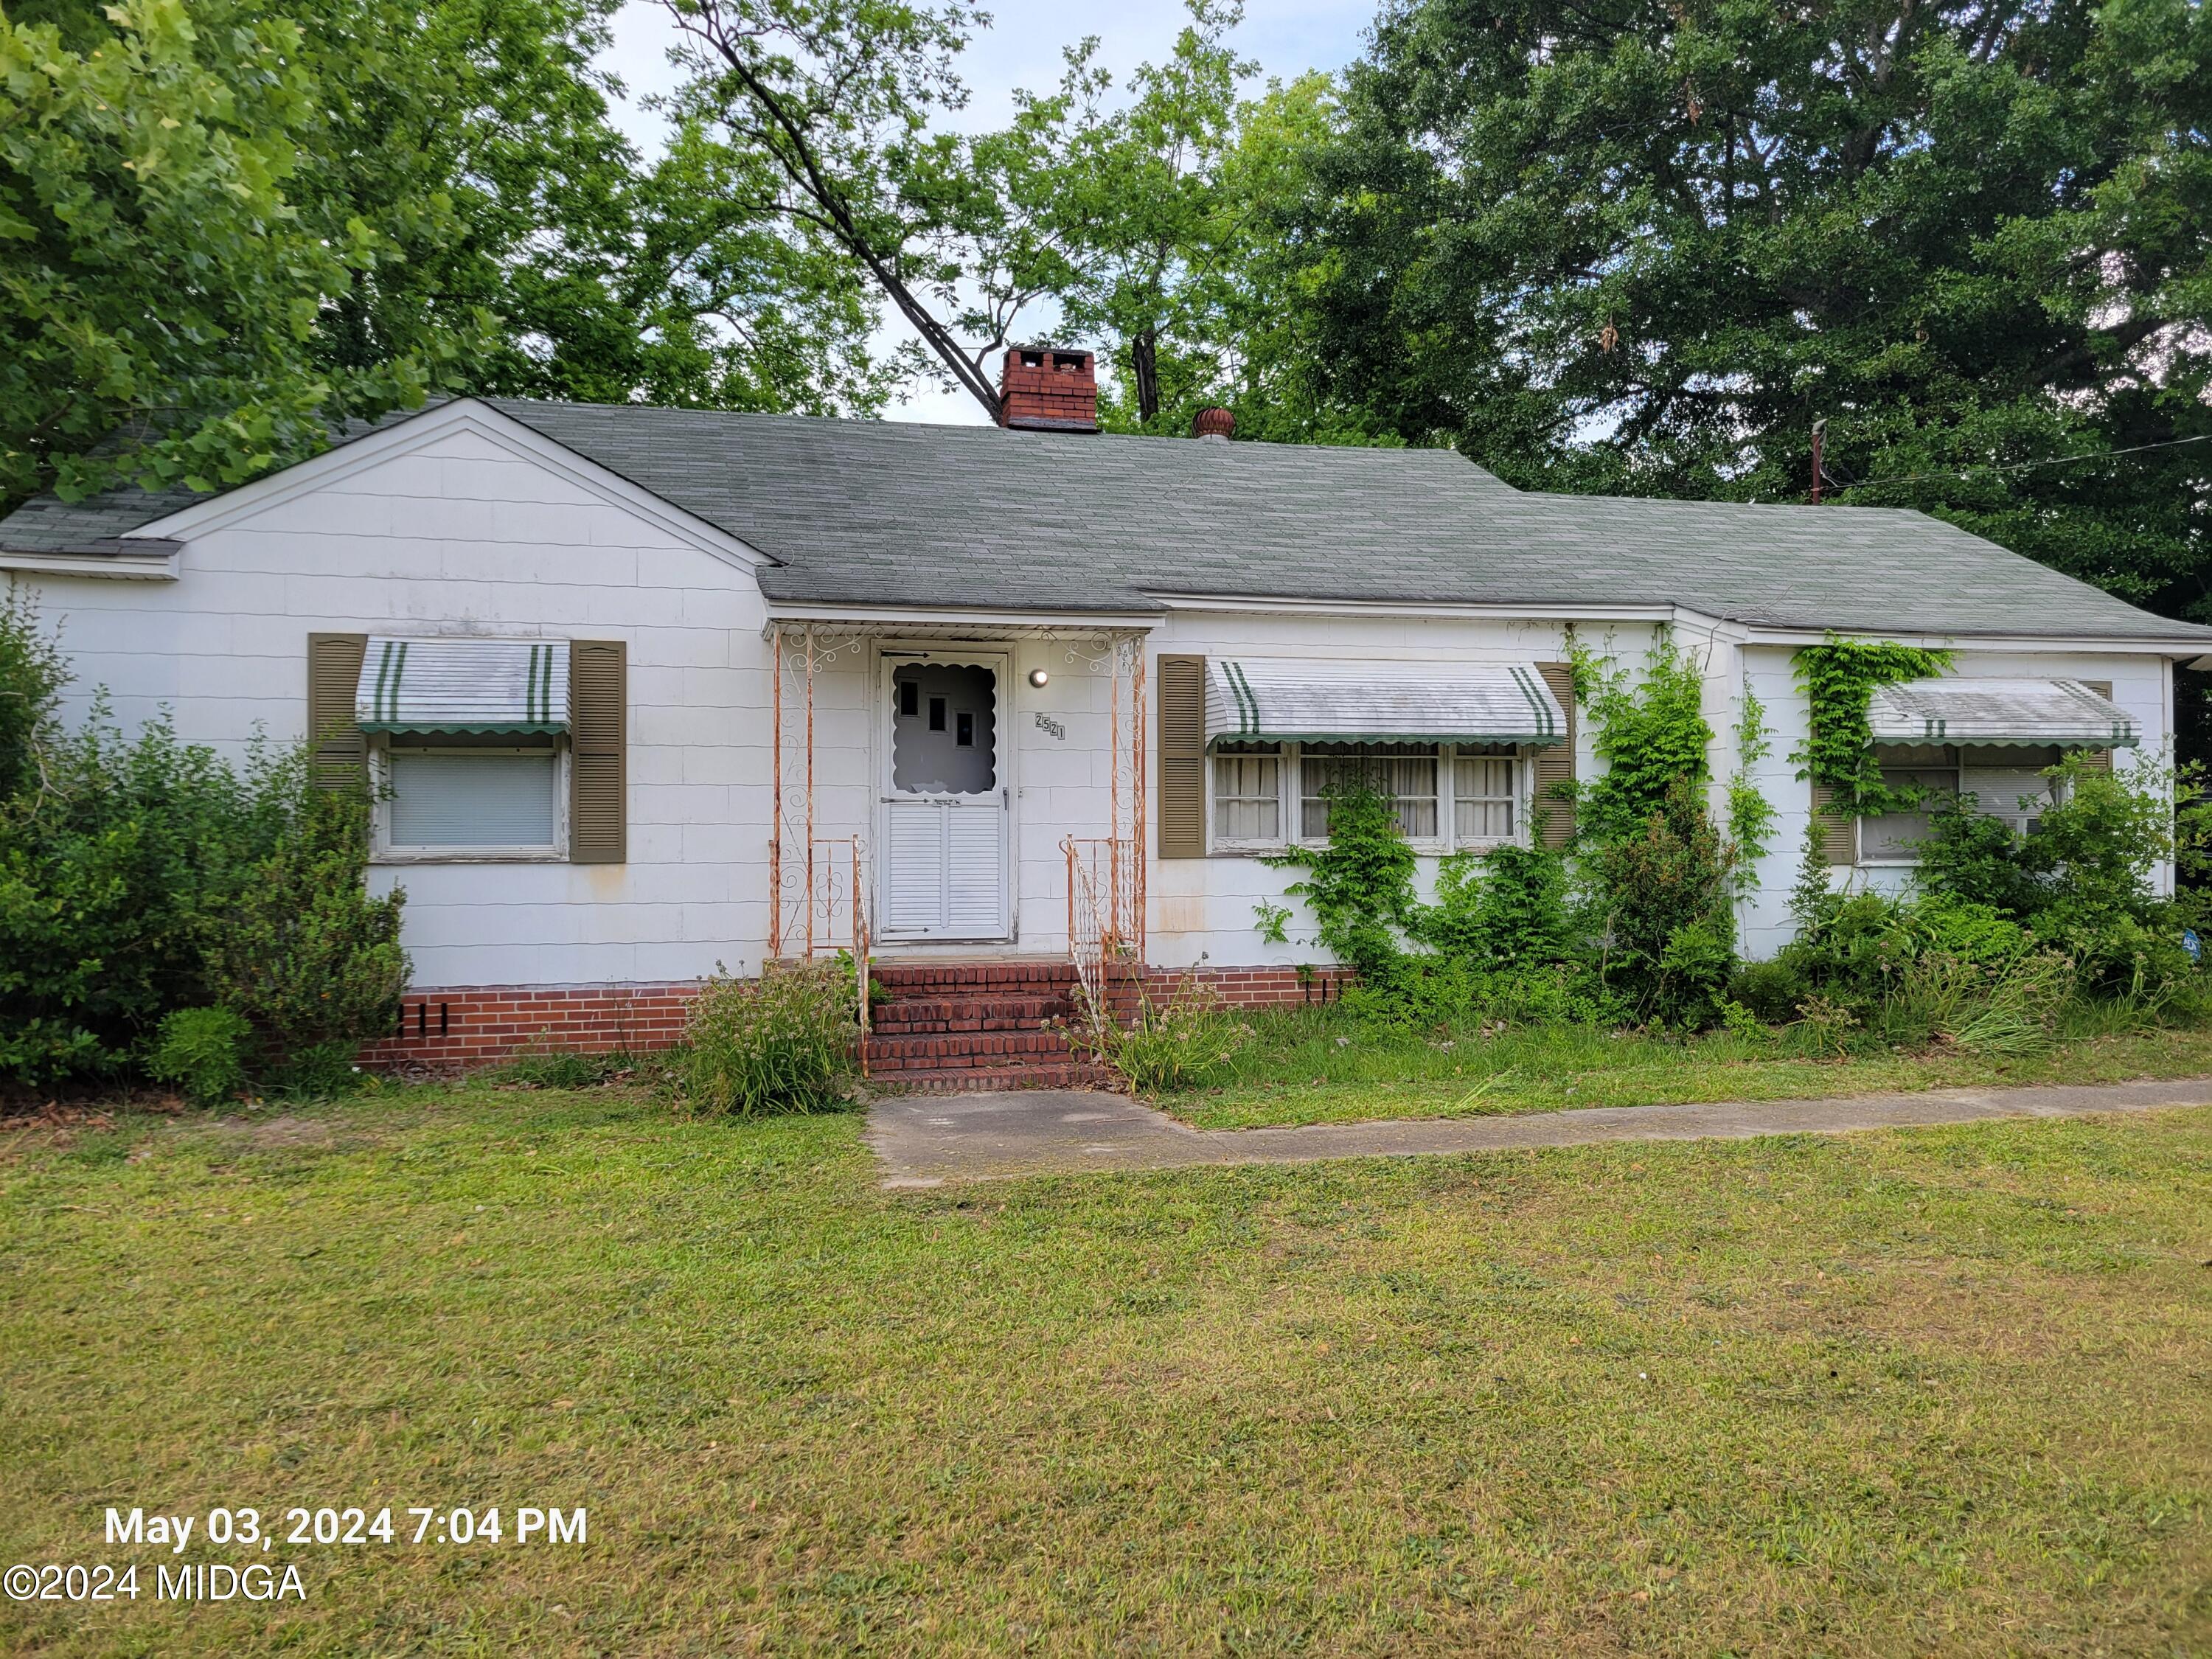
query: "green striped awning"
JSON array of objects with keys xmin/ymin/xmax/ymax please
[
  {"xmin": 355, "ymin": 638, "xmax": 569, "ymax": 734},
  {"xmin": 1203, "ymin": 658, "xmax": 1567, "ymax": 747},
  {"xmin": 1868, "ymin": 678, "xmax": 2138, "ymax": 749}
]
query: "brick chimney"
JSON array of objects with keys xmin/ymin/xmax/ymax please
[{"xmin": 998, "ymin": 347, "xmax": 1098, "ymax": 433}]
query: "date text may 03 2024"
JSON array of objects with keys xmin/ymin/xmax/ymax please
[{"xmin": 104, "ymin": 1506, "xmax": 586, "ymax": 1550}]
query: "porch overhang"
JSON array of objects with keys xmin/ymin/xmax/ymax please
[{"xmin": 761, "ymin": 604, "xmax": 1162, "ymax": 641}]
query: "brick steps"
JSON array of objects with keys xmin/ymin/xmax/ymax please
[
  {"xmin": 880, "ymin": 1062, "xmax": 1120, "ymax": 1094},
  {"xmin": 867, "ymin": 1030, "xmax": 1079, "ymax": 1071},
  {"xmin": 863, "ymin": 960, "xmax": 1104, "ymax": 1092},
  {"xmin": 869, "ymin": 995, "xmax": 1074, "ymax": 1034},
  {"xmin": 871, "ymin": 961, "xmax": 1080, "ymax": 990}
]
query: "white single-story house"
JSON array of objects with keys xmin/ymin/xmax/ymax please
[{"xmin": 8, "ymin": 351, "xmax": 2209, "ymax": 1078}]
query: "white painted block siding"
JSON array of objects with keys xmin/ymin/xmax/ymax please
[
  {"xmin": 19, "ymin": 414, "xmax": 779, "ymax": 988},
  {"xmin": 10, "ymin": 403, "xmax": 2179, "ymax": 987}
]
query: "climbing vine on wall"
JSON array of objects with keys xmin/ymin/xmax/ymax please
[
  {"xmin": 1792, "ymin": 636, "xmax": 1954, "ymax": 817},
  {"xmin": 1727, "ymin": 682, "xmax": 1776, "ymax": 894},
  {"xmin": 1568, "ymin": 630, "xmax": 1716, "ymax": 847}
]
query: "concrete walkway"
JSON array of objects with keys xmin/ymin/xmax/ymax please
[{"xmin": 865, "ymin": 1076, "xmax": 2212, "ymax": 1189}]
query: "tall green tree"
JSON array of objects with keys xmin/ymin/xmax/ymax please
[
  {"xmin": 993, "ymin": 9, "xmax": 1360, "ymax": 439},
  {"xmin": 291, "ymin": 0, "xmax": 891, "ymax": 416},
  {"xmin": 654, "ymin": 0, "xmax": 1021, "ymax": 418},
  {"xmin": 1304, "ymin": 0, "xmax": 2212, "ymax": 619},
  {"xmin": 1038, "ymin": 1, "xmax": 1255, "ymax": 425},
  {"xmin": 1, "ymin": 0, "xmax": 412, "ymax": 508},
  {"xmin": 1, "ymin": 0, "xmax": 888, "ymax": 514}
]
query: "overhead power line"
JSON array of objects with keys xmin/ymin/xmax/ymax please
[{"xmin": 1832, "ymin": 431, "xmax": 2212, "ymax": 494}]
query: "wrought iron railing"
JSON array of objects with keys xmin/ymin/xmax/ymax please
[
  {"xmin": 771, "ymin": 832, "xmax": 874, "ymax": 1067},
  {"xmin": 1063, "ymin": 835, "xmax": 1140, "ymax": 1030}
]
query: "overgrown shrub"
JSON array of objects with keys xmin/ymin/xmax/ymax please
[
  {"xmin": 1725, "ymin": 959, "xmax": 1802, "ymax": 1023},
  {"xmin": 678, "ymin": 959, "xmax": 858, "ymax": 1115},
  {"xmin": 0, "ymin": 602, "xmax": 407, "ymax": 1089},
  {"xmin": 1580, "ymin": 777, "xmax": 1738, "ymax": 1026},
  {"xmin": 0, "ymin": 589, "xmax": 66, "ymax": 801},
  {"xmin": 1416, "ymin": 843, "xmax": 1570, "ymax": 969},
  {"xmin": 1096, "ymin": 976, "xmax": 1252, "ymax": 1095},
  {"xmin": 145, "ymin": 1006, "xmax": 251, "ymax": 1105},
  {"xmin": 1470, "ymin": 961, "xmax": 1624, "ymax": 1027},
  {"xmin": 205, "ymin": 759, "xmax": 407, "ymax": 1064},
  {"xmin": 1916, "ymin": 756, "xmax": 2199, "ymax": 1004},
  {"xmin": 1265, "ymin": 776, "xmax": 1416, "ymax": 984}
]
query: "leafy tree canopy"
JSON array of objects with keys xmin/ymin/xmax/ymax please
[
  {"xmin": 1303, "ymin": 0, "xmax": 2212, "ymax": 619},
  {"xmin": 1, "ymin": 0, "xmax": 888, "ymax": 512}
]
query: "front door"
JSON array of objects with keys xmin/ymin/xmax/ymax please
[{"xmin": 880, "ymin": 652, "xmax": 1011, "ymax": 940}]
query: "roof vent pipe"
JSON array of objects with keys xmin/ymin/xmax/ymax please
[{"xmin": 1192, "ymin": 406, "xmax": 1235, "ymax": 442}]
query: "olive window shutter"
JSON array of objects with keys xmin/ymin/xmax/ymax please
[
  {"xmin": 569, "ymin": 639, "xmax": 627, "ymax": 863},
  {"xmin": 1810, "ymin": 781, "xmax": 1857, "ymax": 866},
  {"xmin": 1158, "ymin": 654, "xmax": 1206, "ymax": 858},
  {"xmin": 307, "ymin": 633, "xmax": 367, "ymax": 790},
  {"xmin": 1531, "ymin": 661, "xmax": 1577, "ymax": 849},
  {"xmin": 2079, "ymin": 682, "xmax": 2115, "ymax": 773}
]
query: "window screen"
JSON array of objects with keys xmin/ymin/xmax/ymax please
[
  {"xmin": 1860, "ymin": 765, "xmax": 1956, "ymax": 861},
  {"xmin": 1212, "ymin": 742, "xmax": 1281, "ymax": 841},
  {"xmin": 1454, "ymin": 754, "xmax": 1517, "ymax": 842},
  {"xmin": 1301, "ymin": 743, "xmax": 1439, "ymax": 840},
  {"xmin": 1959, "ymin": 759, "xmax": 2059, "ymax": 832},
  {"xmin": 389, "ymin": 750, "xmax": 559, "ymax": 849}
]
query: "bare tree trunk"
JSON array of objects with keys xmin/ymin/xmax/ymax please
[{"xmin": 1133, "ymin": 328, "xmax": 1161, "ymax": 425}]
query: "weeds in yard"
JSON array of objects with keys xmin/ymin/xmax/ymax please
[
  {"xmin": 479, "ymin": 1046, "xmax": 644, "ymax": 1091},
  {"xmin": 1088, "ymin": 975, "xmax": 1252, "ymax": 1096},
  {"xmin": 677, "ymin": 959, "xmax": 858, "ymax": 1116}
]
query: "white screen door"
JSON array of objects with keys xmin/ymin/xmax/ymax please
[{"xmin": 880, "ymin": 653, "xmax": 1010, "ymax": 940}]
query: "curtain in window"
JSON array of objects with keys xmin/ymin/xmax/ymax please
[
  {"xmin": 1454, "ymin": 755, "xmax": 1516, "ymax": 842},
  {"xmin": 1301, "ymin": 744, "xmax": 1439, "ymax": 839},
  {"xmin": 1211, "ymin": 744, "xmax": 1281, "ymax": 841}
]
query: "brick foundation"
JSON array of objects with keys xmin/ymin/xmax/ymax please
[
  {"xmin": 358, "ymin": 982, "xmax": 699, "ymax": 1069},
  {"xmin": 1099, "ymin": 964, "xmax": 1354, "ymax": 1021},
  {"xmin": 358, "ymin": 963, "xmax": 1349, "ymax": 1071}
]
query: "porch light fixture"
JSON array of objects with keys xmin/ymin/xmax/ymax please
[{"xmin": 1028, "ymin": 667, "xmax": 1049, "ymax": 688}]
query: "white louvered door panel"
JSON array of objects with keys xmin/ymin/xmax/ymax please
[
  {"xmin": 885, "ymin": 801, "xmax": 947, "ymax": 936},
  {"xmin": 878, "ymin": 650, "xmax": 1012, "ymax": 942},
  {"xmin": 943, "ymin": 804, "xmax": 1008, "ymax": 937}
]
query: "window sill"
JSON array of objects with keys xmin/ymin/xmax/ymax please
[
  {"xmin": 1207, "ymin": 840, "xmax": 1521, "ymax": 858},
  {"xmin": 373, "ymin": 849, "xmax": 567, "ymax": 865}
]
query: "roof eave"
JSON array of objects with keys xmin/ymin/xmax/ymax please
[{"xmin": 0, "ymin": 539, "xmax": 181, "ymax": 580}]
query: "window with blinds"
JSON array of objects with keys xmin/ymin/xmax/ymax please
[
  {"xmin": 1860, "ymin": 742, "xmax": 2067, "ymax": 863},
  {"xmin": 385, "ymin": 740, "xmax": 562, "ymax": 854}
]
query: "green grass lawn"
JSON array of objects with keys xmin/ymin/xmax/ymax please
[
  {"xmin": 4, "ymin": 1088, "xmax": 2211, "ymax": 1654},
  {"xmin": 1161, "ymin": 1006, "xmax": 2212, "ymax": 1130}
]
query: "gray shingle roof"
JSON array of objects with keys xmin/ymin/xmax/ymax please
[
  {"xmin": 0, "ymin": 484, "xmax": 198, "ymax": 557},
  {"xmin": 493, "ymin": 402, "xmax": 2212, "ymax": 643},
  {"xmin": 9, "ymin": 396, "xmax": 2211, "ymax": 647}
]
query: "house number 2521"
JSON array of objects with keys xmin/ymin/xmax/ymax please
[{"xmin": 1032, "ymin": 712, "xmax": 1065, "ymax": 741}]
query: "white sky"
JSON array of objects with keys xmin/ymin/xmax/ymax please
[{"xmin": 595, "ymin": 0, "xmax": 1377, "ymax": 422}]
